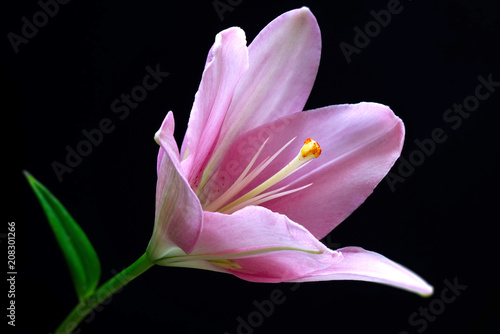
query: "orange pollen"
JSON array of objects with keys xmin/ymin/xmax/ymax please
[{"xmin": 301, "ymin": 138, "xmax": 321, "ymax": 158}]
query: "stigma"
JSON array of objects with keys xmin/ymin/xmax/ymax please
[{"xmin": 204, "ymin": 138, "xmax": 321, "ymax": 214}]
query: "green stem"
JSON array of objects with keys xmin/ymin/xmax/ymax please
[{"xmin": 55, "ymin": 253, "xmax": 154, "ymax": 334}]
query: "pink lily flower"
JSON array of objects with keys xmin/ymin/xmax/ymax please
[{"xmin": 146, "ymin": 7, "xmax": 433, "ymax": 296}]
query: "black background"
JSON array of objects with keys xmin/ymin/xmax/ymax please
[{"xmin": 3, "ymin": 0, "xmax": 499, "ymax": 333}]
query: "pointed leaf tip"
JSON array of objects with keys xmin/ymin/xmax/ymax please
[{"xmin": 24, "ymin": 172, "xmax": 101, "ymax": 300}]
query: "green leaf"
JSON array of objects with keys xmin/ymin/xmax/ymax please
[{"xmin": 24, "ymin": 171, "xmax": 101, "ymax": 300}]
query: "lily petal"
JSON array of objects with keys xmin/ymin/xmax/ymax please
[
  {"xmin": 291, "ymin": 246, "xmax": 434, "ymax": 296},
  {"xmin": 147, "ymin": 112, "xmax": 204, "ymax": 259},
  {"xmin": 180, "ymin": 27, "xmax": 249, "ymax": 190},
  {"xmin": 158, "ymin": 206, "xmax": 343, "ymax": 283},
  {"xmin": 264, "ymin": 103, "xmax": 404, "ymax": 239},
  {"xmin": 204, "ymin": 7, "xmax": 322, "ymax": 180},
  {"xmin": 206, "ymin": 102, "xmax": 403, "ymax": 239}
]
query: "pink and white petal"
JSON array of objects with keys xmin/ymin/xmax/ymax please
[
  {"xmin": 205, "ymin": 7, "xmax": 322, "ymax": 177},
  {"xmin": 264, "ymin": 103, "xmax": 404, "ymax": 239},
  {"xmin": 192, "ymin": 206, "xmax": 325, "ymax": 253},
  {"xmin": 290, "ymin": 246, "xmax": 434, "ymax": 296},
  {"xmin": 207, "ymin": 102, "xmax": 403, "ymax": 239},
  {"xmin": 223, "ymin": 250, "xmax": 341, "ymax": 283},
  {"xmin": 180, "ymin": 27, "xmax": 249, "ymax": 189},
  {"xmin": 183, "ymin": 206, "xmax": 343, "ymax": 282},
  {"xmin": 148, "ymin": 112, "xmax": 203, "ymax": 259}
]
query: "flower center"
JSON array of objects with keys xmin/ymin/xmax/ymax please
[{"xmin": 204, "ymin": 138, "xmax": 321, "ymax": 214}]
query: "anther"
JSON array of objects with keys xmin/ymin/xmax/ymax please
[{"xmin": 301, "ymin": 138, "xmax": 321, "ymax": 159}]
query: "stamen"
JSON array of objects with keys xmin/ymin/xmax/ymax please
[
  {"xmin": 223, "ymin": 183, "xmax": 313, "ymax": 215},
  {"xmin": 204, "ymin": 137, "xmax": 295, "ymax": 212},
  {"xmin": 218, "ymin": 138, "xmax": 321, "ymax": 213}
]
